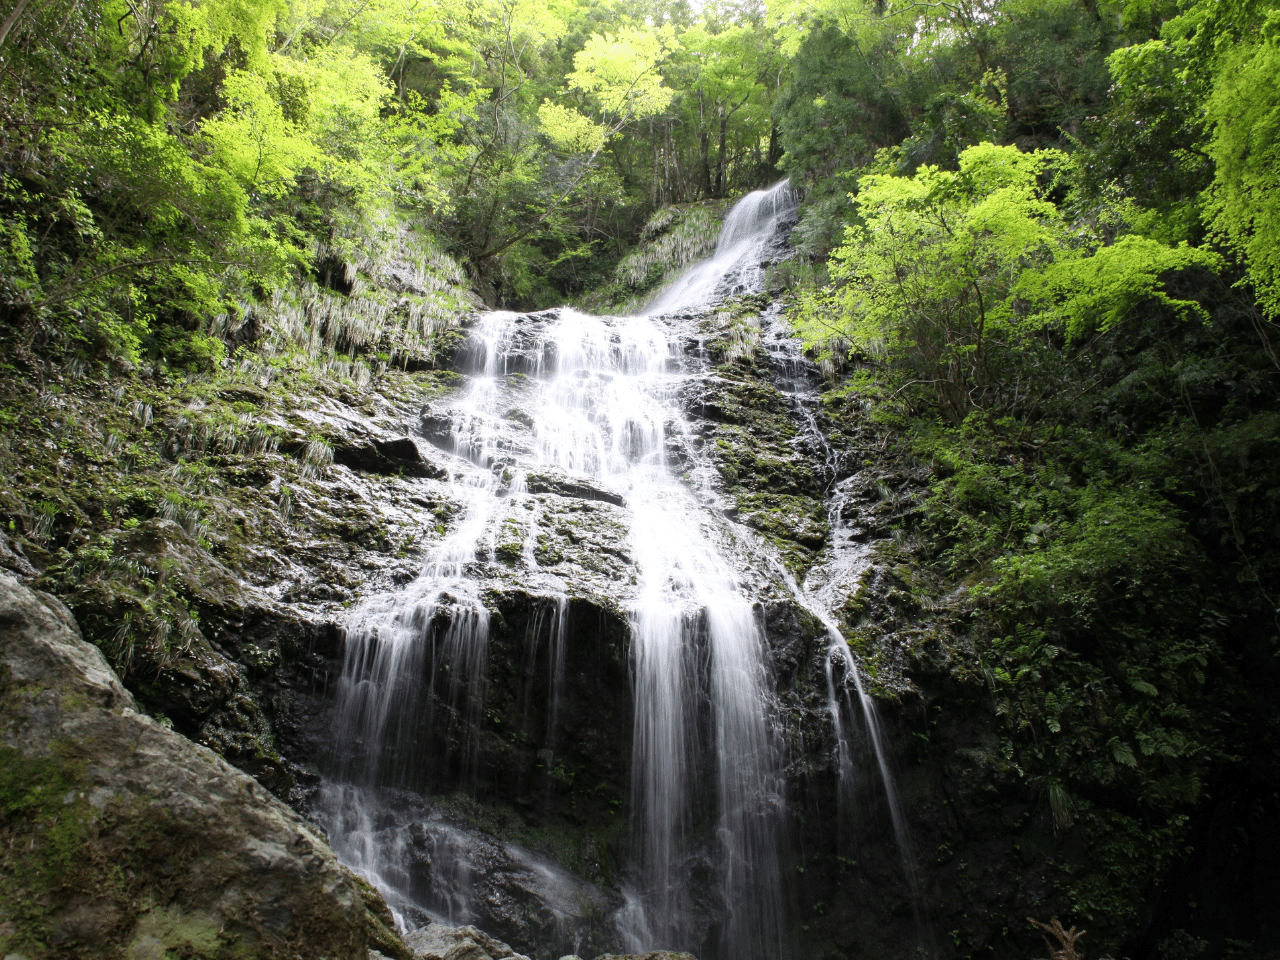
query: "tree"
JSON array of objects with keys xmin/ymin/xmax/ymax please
[
  {"xmin": 798, "ymin": 143, "xmax": 1219, "ymax": 422},
  {"xmin": 1198, "ymin": 4, "xmax": 1280, "ymax": 318}
]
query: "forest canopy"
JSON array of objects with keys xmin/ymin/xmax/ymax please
[{"xmin": 3, "ymin": 0, "xmax": 1277, "ymax": 345}]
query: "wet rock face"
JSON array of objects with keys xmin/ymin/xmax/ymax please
[
  {"xmin": 12, "ymin": 363, "xmax": 472, "ymax": 807},
  {"xmin": 480, "ymin": 592, "xmax": 632, "ymax": 816},
  {"xmin": 0, "ymin": 572, "xmax": 402, "ymax": 960},
  {"xmin": 665, "ymin": 303, "xmax": 1070, "ymax": 960},
  {"xmin": 334, "ymin": 436, "xmax": 451, "ymax": 479},
  {"xmin": 64, "ymin": 517, "xmax": 324, "ymax": 799},
  {"xmin": 324, "ymin": 590, "xmax": 634, "ymax": 818},
  {"xmin": 319, "ymin": 784, "xmax": 626, "ymax": 960},
  {"xmin": 298, "ymin": 300, "xmax": 830, "ymax": 960},
  {"xmin": 0, "ymin": 282, "xmax": 1101, "ymax": 960},
  {"xmin": 661, "ymin": 306, "xmax": 832, "ymax": 578}
]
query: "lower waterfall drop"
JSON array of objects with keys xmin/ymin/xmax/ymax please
[{"xmin": 759, "ymin": 307, "xmax": 930, "ymax": 940}]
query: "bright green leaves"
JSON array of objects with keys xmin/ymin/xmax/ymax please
[
  {"xmin": 1111, "ymin": 0, "xmax": 1280, "ymax": 316},
  {"xmin": 1018, "ymin": 236, "xmax": 1222, "ymax": 337},
  {"xmin": 538, "ymin": 24, "xmax": 670, "ymax": 154},
  {"xmin": 0, "ymin": 178, "xmax": 45, "ymax": 310},
  {"xmin": 800, "ymin": 144, "xmax": 1069, "ymax": 420},
  {"xmin": 801, "ymin": 143, "xmax": 1220, "ymax": 422},
  {"xmin": 538, "ymin": 101, "xmax": 608, "ymax": 153},
  {"xmin": 567, "ymin": 27, "xmax": 679, "ymax": 124},
  {"xmin": 1202, "ymin": 11, "xmax": 1280, "ymax": 318},
  {"xmin": 536, "ymin": 26, "xmax": 677, "ymax": 166},
  {"xmin": 204, "ymin": 46, "xmax": 398, "ymax": 201},
  {"xmin": 1093, "ymin": 39, "xmax": 1212, "ymax": 231},
  {"xmin": 203, "ymin": 70, "xmax": 321, "ymax": 198},
  {"xmin": 104, "ymin": 0, "xmax": 283, "ymax": 104}
]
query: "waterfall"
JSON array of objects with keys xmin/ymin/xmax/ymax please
[
  {"xmin": 647, "ymin": 180, "xmax": 798, "ymax": 316},
  {"xmin": 757, "ymin": 304, "xmax": 930, "ymax": 941},
  {"xmin": 316, "ymin": 180, "xmax": 841, "ymax": 958}
]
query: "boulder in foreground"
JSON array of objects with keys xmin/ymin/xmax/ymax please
[
  {"xmin": 404, "ymin": 922, "xmax": 531, "ymax": 960},
  {"xmin": 0, "ymin": 572, "xmax": 405, "ymax": 960}
]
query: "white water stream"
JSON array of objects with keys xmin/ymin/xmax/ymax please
[{"xmin": 317, "ymin": 181, "xmax": 913, "ymax": 958}]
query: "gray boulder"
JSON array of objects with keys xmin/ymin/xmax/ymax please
[
  {"xmin": 404, "ymin": 922, "xmax": 531, "ymax": 960},
  {"xmin": 0, "ymin": 572, "xmax": 405, "ymax": 960}
]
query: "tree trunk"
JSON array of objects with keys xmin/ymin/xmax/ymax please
[
  {"xmin": 650, "ymin": 118, "xmax": 660, "ymax": 207},
  {"xmin": 715, "ymin": 108, "xmax": 728, "ymax": 198},
  {"xmin": 698, "ymin": 93, "xmax": 712, "ymax": 199},
  {"xmin": 0, "ymin": 0, "xmax": 38, "ymax": 48}
]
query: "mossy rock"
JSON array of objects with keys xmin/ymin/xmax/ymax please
[
  {"xmin": 0, "ymin": 572, "xmax": 402, "ymax": 960},
  {"xmin": 735, "ymin": 491, "xmax": 829, "ymax": 550}
]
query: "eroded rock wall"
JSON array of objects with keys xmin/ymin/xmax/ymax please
[{"xmin": 0, "ymin": 286, "xmax": 1114, "ymax": 960}]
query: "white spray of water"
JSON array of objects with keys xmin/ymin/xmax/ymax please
[
  {"xmin": 318, "ymin": 180, "xmax": 849, "ymax": 959},
  {"xmin": 317, "ymin": 311, "xmax": 521, "ymax": 914},
  {"xmin": 531, "ymin": 306, "xmax": 791, "ymax": 957},
  {"xmin": 647, "ymin": 181, "xmax": 797, "ymax": 316},
  {"xmin": 756, "ymin": 307, "xmax": 929, "ymax": 933}
]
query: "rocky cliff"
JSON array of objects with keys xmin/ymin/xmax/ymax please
[
  {"xmin": 0, "ymin": 287, "xmax": 1096, "ymax": 960},
  {"xmin": 4, "ymin": 195, "xmax": 1256, "ymax": 960}
]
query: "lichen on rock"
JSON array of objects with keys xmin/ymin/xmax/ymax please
[{"xmin": 0, "ymin": 571, "xmax": 405, "ymax": 960}]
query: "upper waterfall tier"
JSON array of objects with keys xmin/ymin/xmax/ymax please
[{"xmin": 645, "ymin": 180, "xmax": 798, "ymax": 316}]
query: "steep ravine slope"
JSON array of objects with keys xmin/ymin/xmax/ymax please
[{"xmin": 6, "ymin": 194, "xmax": 1255, "ymax": 960}]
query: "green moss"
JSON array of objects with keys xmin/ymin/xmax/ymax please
[
  {"xmin": 495, "ymin": 517, "xmax": 525, "ymax": 564},
  {"xmin": 713, "ymin": 427, "xmax": 821, "ymax": 499},
  {"xmin": 126, "ymin": 905, "xmax": 223, "ymax": 959},
  {"xmin": 534, "ymin": 533, "xmax": 564, "ymax": 566},
  {"xmin": 0, "ymin": 746, "xmax": 95, "ymax": 893},
  {"xmin": 0, "ymin": 732, "xmax": 315, "ymax": 959},
  {"xmin": 735, "ymin": 492, "xmax": 829, "ymax": 549},
  {"xmin": 837, "ymin": 579, "xmax": 873, "ymax": 624},
  {"xmin": 0, "ymin": 745, "xmax": 117, "ymax": 959}
]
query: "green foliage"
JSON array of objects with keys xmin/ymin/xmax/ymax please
[
  {"xmin": 771, "ymin": 22, "xmax": 905, "ymax": 252},
  {"xmin": 779, "ymin": 1, "xmax": 1280, "ymax": 942},
  {"xmin": 1078, "ymin": 40, "xmax": 1211, "ymax": 240},
  {"xmin": 0, "ymin": 0, "xmax": 798, "ymax": 318},
  {"xmin": 772, "ymin": 0, "xmax": 1124, "ymax": 189},
  {"xmin": 1019, "ymin": 236, "xmax": 1222, "ymax": 337},
  {"xmin": 568, "ymin": 27, "xmax": 678, "ymax": 122},
  {"xmin": 909, "ymin": 402, "xmax": 1248, "ymax": 939},
  {"xmin": 0, "ymin": 0, "xmax": 484, "ymax": 363},
  {"xmin": 797, "ymin": 143, "xmax": 1219, "ymax": 422},
  {"xmin": 46, "ymin": 534, "xmax": 206, "ymax": 676},
  {"xmin": 0, "ymin": 0, "xmax": 1276, "ymax": 948},
  {"xmin": 1201, "ymin": 13, "xmax": 1280, "ymax": 317}
]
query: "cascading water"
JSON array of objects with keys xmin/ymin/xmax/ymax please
[
  {"xmin": 756, "ymin": 306, "xmax": 930, "ymax": 938},
  {"xmin": 648, "ymin": 181, "xmax": 798, "ymax": 316},
  {"xmin": 316, "ymin": 179, "xmax": 903, "ymax": 958},
  {"xmin": 316, "ymin": 312, "xmax": 525, "ymax": 926}
]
